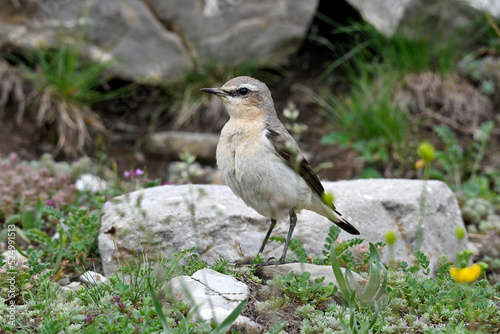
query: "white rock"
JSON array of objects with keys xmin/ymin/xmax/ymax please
[
  {"xmin": 198, "ymin": 307, "xmax": 262, "ymax": 333},
  {"xmin": 2, "ymin": 249, "xmax": 28, "ymax": 266},
  {"xmin": 80, "ymin": 271, "xmax": 108, "ymax": 285},
  {"xmin": 60, "ymin": 281, "xmax": 83, "ymax": 294},
  {"xmin": 169, "ymin": 269, "xmax": 248, "ymax": 310},
  {"xmin": 168, "ymin": 269, "xmax": 261, "ymax": 332},
  {"xmin": 99, "ymin": 180, "xmax": 466, "ymax": 275}
]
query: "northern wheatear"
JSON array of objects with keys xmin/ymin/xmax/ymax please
[{"xmin": 201, "ymin": 76, "xmax": 359, "ymax": 264}]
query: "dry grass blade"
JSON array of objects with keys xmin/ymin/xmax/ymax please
[
  {"xmin": 0, "ymin": 60, "xmax": 27, "ymax": 119},
  {"xmin": 30, "ymin": 87, "xmax": 107, "ymax": 158}
]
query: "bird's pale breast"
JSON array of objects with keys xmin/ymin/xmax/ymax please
[{"xmin": 217, "ymin": 119, "xmax": 311, "ymax": 220}]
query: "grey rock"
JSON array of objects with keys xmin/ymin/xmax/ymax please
[
  {"xmin": 146, "ymin": 131, "xmax": 219, "ymax": 163},
  {"xmin": 1, "ymin": 0, "xmax": 189, "ymax": 81},
  {"xmin": 345, "ymin": 0, "xmax": 500, "ymax": 36},
  {"xmin": 66, "ymin": 281, "xmax": 83, "ymax": 290},
  {"xmin": 60, "ymin": 281, "xmax": 83, "ymax": 294},
  {"xmin": 1, "ymin": 0, "xmax": 318, "ymax": 80},
  {"xmin": 147, "ymin": 0, "xmax": 319, "ymax": 66},
  {"xmin": 168, "ymin": 268, "xmax": 262, "ymax": 332},
  {"xmin": 99, "ymin": 179, "xmax": 466, "ymax": 276},
  {"xmin": 57, "ymin": 277, "xmax": 71, "ymax": 286}
]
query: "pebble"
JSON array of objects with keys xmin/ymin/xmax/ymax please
[{"xmin": 80, "ymin": 271, "xmax": 108, "ymax": 285}]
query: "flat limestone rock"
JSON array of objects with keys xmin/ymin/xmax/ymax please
[{"xmin": 99, "ymin": 179, "xmax": 466, "ymax": 275}]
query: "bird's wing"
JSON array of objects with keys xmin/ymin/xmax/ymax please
[
  {"xmin": 265, "ymin": 127, "xmax": 325, "ymax": 199},
  {"xmin": 266, "ymin": 126, "xmax": 360, "ymax": 235}
]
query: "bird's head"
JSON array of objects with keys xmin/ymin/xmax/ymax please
[{"xmin": 201, "ymin": 76, "xmax": 276, "ymax": 120}]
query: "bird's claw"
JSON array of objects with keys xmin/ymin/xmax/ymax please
[{"xmin": 256, "ymin": 257, "xmax": 298, "ymax": 267}]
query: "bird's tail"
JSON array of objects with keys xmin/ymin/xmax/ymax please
[{"xmin": 321, "ymin": 203, "xmax": 360, "ymax": 235}]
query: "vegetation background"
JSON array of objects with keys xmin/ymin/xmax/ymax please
[{"xmin": 0, "ymin": 1, "xmax": 499, "ymax": 333}]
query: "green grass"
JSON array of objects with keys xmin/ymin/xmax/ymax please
[
  {"xmin": 304, "ymin": 65, "xmax": 410, "ymax": 176},
  {"xmin": 23, "ymin": 45, "xmax": 119, "ymax": 106},
  {"xmin": 0, "ymin": 154, "xmax": 499, "ymax": 332},
  {"xmin": 14, "ymin": 42, "xmax": 132, "ymax": 157}
]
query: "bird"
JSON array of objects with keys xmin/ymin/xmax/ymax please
[{"xmin": 201, "ymin": 76, "xmax": 360, "ymax": 265}]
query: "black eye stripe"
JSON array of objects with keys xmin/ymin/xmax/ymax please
[{"xmin": 222, "ymin": 87, "xmax": 253, "ymax": 97}]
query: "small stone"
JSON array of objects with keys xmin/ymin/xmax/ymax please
[
  {"xmin": 199, "ymin": 307, "xmax": 263, "ymax": 333},
  {"xmin": 168, "ymin": 269, "xmax": 260, "ymax": 332},
  {"xmin": 80, "ymin": 271, "xmax": 108, "ymax": 285},
  {"xmin": 66, "ymin": 282, "xmax": 83, "ymax": 290},
  {"xmin": 57, "ymin": 277, "xmax": 71, "ymax": 286}
]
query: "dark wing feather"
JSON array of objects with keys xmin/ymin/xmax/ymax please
[
  {"xmin": 266, "ymin": 127, "xmax": 360, "ymax": 235},
  {"xmin": 266, "ymin": 128, "xmax": 324, "ymax": 199}
]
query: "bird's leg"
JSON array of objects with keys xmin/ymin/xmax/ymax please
[
  {"xmin": 235, "ymin": 219, "xmax": 277, "ymax": 267},
  {"xmin": 258, "ymin": 219, "xmax": 277, "ymax": 254},
  {"xmin": 278, "ymin": 209, "xmax": 297, "ymax": 264}
]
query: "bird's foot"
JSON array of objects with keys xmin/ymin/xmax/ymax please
[
  {"xmin": 233, "ymin": 256, "xmax": 255, "ymax": 267},
  {"xmin": 257, "ymin": 257, "xmax": 298, "ymax": 267}
]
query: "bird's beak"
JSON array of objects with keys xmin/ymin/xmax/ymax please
[{"xmin": 200, "ymin": 87, "xmax": 227, "ymax": 96}]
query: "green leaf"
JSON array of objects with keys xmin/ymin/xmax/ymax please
[
  {"xmin": 330, "ymin": 243, "xmax": 352, "ymax": 304},
  {"xmin": 147, "ymin": 277, "xmax": 172, "ymax": 334},
  {"xmin": 361, "ymin": 243, "xmax": 382, "ymax": 302}
]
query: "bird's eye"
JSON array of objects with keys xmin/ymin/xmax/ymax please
[{"xmin": 238, "ymin": 88, "xmax": 249, "ymax": 96}]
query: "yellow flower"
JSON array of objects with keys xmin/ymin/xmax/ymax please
[
  {"xmin": 414, "ymin": 159, "xmax": 426, "ymax": 170},
  {"xmin": 449, "ymin": 264, "xmax": 483, "ymax": 283}
]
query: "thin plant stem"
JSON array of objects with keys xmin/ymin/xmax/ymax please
[{"xmin": 416, "ymin": 163, "xmax": 430, "ymax": 252}]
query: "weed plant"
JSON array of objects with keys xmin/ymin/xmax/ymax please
[
  {"xmin": 256, "ymin": 226, "xmax": 499, "ymax": 332},
  {"xmin": 0, "ymin": 153, "xmax": 78, "ymax": 221},
  {"xmin": 14, "ymin": 32, "xmax": 131, "ymax": 158},
  {"xmin": 431, "ymin": 122, "xmax": 495, "ymax": 197},
  {"xmin": 306, "ymin": 65, "xmax": 410, "ymax": 177},
  {"xmin": 307, "ymin": 11, "xmax": 499, "ymax": 183}
]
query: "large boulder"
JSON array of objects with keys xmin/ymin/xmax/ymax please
[
  {"xmin": 0, "ymin": 0, "xmax": 318, "ymax": 81},
  {"xmin": 99, "ymin": 179, "xmax": 467, "ymax": 275},
  {"xmin": 147, "ymin": 0, "xmax": 318, "ymax": 65},
  {"xmin": 344, "ymin": 0, "xmax": 500, "ymax": 36},
  {"xmin": 1, "ymin": 0, "xmax": 189, "ymax": 81}
]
